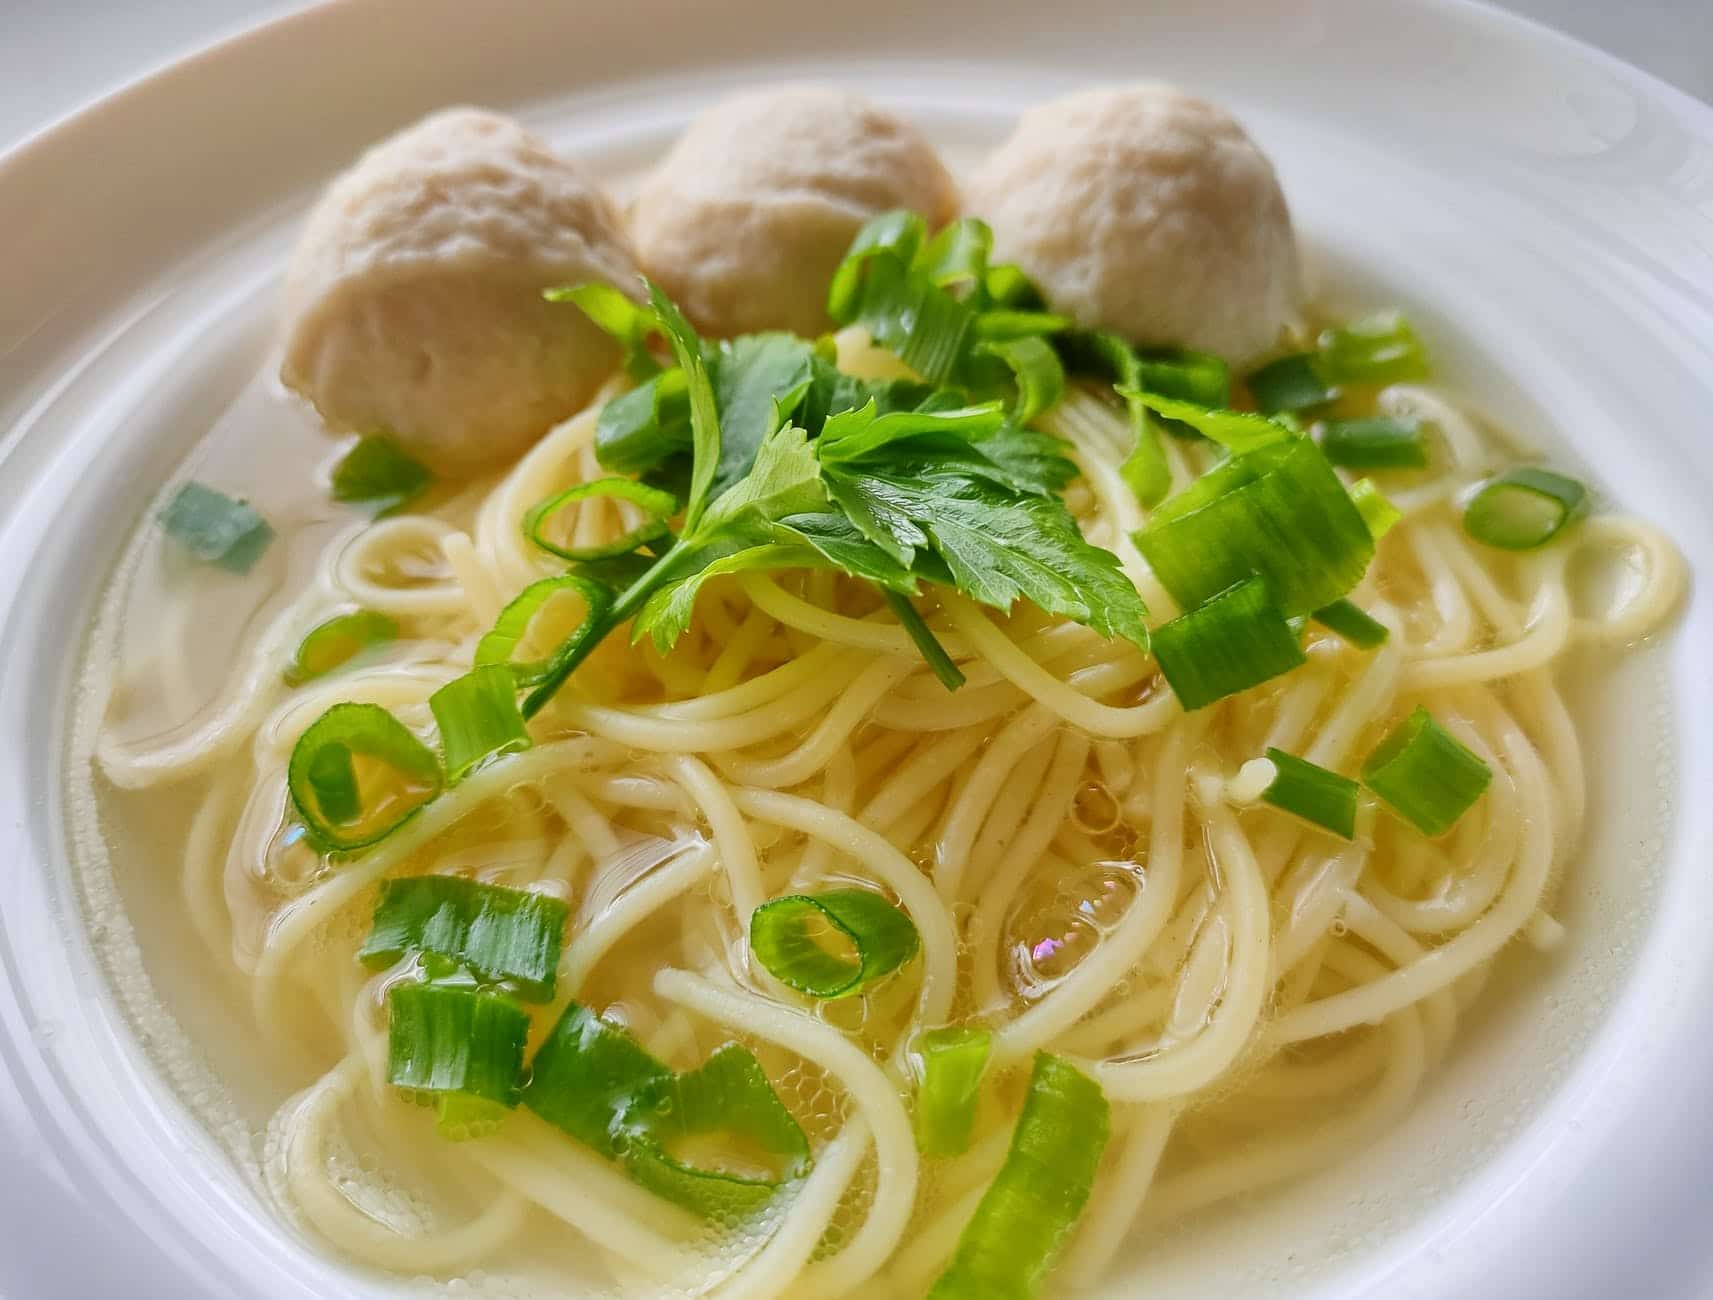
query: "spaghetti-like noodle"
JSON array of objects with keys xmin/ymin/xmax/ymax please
[{"xmin": 88, "ymin": 325, "xmax": 1684, "ymax": 1298}]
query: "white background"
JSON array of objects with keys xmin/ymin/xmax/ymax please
[{"xmin": 2, "ymin": 0, "xmax": 1711, "ymax": 156}]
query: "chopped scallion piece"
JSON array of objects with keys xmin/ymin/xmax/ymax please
[
  {"xmin": 915, "ymin": 217, "xmax": 992, "ymax": 294},
  {"xmin": 914, "ymin": 1027, "xmax": 991, "ymax": 1157},
  {"xmin": 975, "ymin": 335, "xmax": 1066, "ymax": 424},
  {"xmin": 1058, "ymin": 332, "xmax": 1170, "ymax": 507},
  {"xmin": 983, "ymin": 263, "xmax": 1045, "ymax": 310},
  {"xmin": 1349, "ymin": 477, "xmax": 1402, "ymax": 540},
  {"xmin": 1260, "ymin": 748, "xmax": 1359, "ymax": 839},
  {"xmin": 625, "ymin": 1044, "xmax": 813, "ymax": 1219},
  {"xmin": 287, "ymin": 703, "xmax": 443, "ymax": 852},
  {"xmin": 1311, "ymin": 598, "xmax": 1390, "ymax": 649},
  {"xmin": 1462, "ymin": 467, "xmax": 1587, "ymax": 550},
  {"xmin": 749, "ymin": 889, "xmax": 921, "ymax": 999},
  {"xmin": 1320, "ymin": 416, "xmax": 1429, "ymax": 470},
  {"xmin": 859, "ymin": 254, "xmax": 975, "ymax": 385},
  {"xmin": 972, "ymin": 310, "xmax": 1074, "ymax": 341},
  {"xmin": 158, "ymin": 482, "xmax": 274, "ymax": 574},
  {"xmin": 523, "ymin": 477, "xmax": 677, "ymax": 562},
  {"xmin": 886, "ymin": 591, "xmax": 966, "ymax": 692},
  {"xmin": 1316, "ymin": 311, "xmax": 1429, "ymax": 385},
  {"xmin": 547, "ymin": 282, "xmax": 661, "ymax": 380},
  {"xmin": 475, "ymin": 575, "xmax": 614, "ymax": 688},
  {"xmin": 1150, "ymin": 576, "xmax": 1307, "ymax": 711},
  {"xmin": 1361, "ymin": 707, "xmax": 1492, "ymax": 836},
  {"xmin": 285, "ymin": 609, "xmax": 397, "ymax": 685},
  {"xmin": 524, "ymin": 1003, "xmax": 809, "ymax": 1218},
  {"xmin": 1135, "ymin": 439, "xmax": 1373, "ymax": 617},
  {"xmin": 360, "ymin": 875, "xmax": 568, "ymax": 1000},
  {"xmin": 387, "ymin": 983, "xmax": 528, "ymax": 1138},
  {"xmin": 1133, "ymin": 347, "xmax": 1231, "ymax": 410},
  {"xmin": 429, "ymin": 665, "xmax": 531, "ymax": 784},
  {"xmin": 826, "ymin": 210, "xmax": 927, "ymax": 323},
  {"xmin": 1247, "ymin": 352, "xmax": 1335, "ymax": 414},
  {"xmin": 927, "ymin": 1053, "xmax": 1109, "ymax": 1300},
  {"xmin": 331, "ymin": 434, "xmax": 433, "ymax": 516}
]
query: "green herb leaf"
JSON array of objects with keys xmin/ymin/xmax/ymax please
[
  {"xmin": 823, "ymin": 464, "xmax": 1149, "ymax": 651},
  {"xmin": 594, "ymin": 369, "xmax": 690, "ymax": 474}
]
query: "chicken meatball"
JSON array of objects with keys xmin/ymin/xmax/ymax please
[
  {"xmin": 966, "ymin": 85, "xmax": 1302, "ymax": 363},
  {"xmin": 630, "ymin": 85, "xmax": 958, "ymax": 339},
  {"xmin": 281, "ymin": 108, "xmax": 639, "ymax": 471}
]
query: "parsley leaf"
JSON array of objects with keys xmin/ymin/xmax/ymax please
[{"xmin": 822, "ymin": 462, "xmax": 1149, "ymax": 651}]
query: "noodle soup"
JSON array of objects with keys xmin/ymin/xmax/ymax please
[{"xmin": 70, "ymin": 86, "xmax": 1684, "ymax": 1298}]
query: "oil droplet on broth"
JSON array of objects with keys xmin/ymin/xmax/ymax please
[{"xmin": 1005, "ymin": 860, "xmax": 1141, "ymax": 1000}]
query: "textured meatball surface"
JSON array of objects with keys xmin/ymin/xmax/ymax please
[
  {"xmin": 966, "ymin": 85, "xmax": 1302, "ymax": 362},
  {"xmin": 282, "ymin": 108, "xmax": 639, "ymax": 470},
  {"xmin": 630, "ymin": 85, "xmax": 958, "ymax": 339}
]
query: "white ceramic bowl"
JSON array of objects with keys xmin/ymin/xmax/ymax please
[{"xmin": 3, "ymin": 1, "xmax": 1711, "ymax": 1296}]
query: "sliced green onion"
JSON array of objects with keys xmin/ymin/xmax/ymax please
[
  {"xmin": 886, "ymin": 591, "xmax": 966, "ymax": 692},
  {"xmin": 387, "ymin": 983, "xmax": 528, "ymax": 1138},
  {"xmin": 749, "ymin": 889, "xmax": 921, "ymax": 999},
  {"xmin": 1311, "ymin": 598, "xmax": 1390, "ymax": 649},
  {"xmin": 1133, "ymin": 347, "xmax": 1231, "ymax": 410},
  {"xmin": 331, "ymin": 434, "xmax": 433, "ymax": 516},
  {"xmin": 624, "ymin": 1043, "xmax": 813, "ymax": 1219},
  {"xmin": 914, "ymin": 1026, "xmax": 991, "ymax": 1157},
  {"xmin": 1135, "ymin": 439, "xmax": 1373, "ymax": 618},
  {"xmin": 547, "ymin": 282, "xmax": 661, "ymax": 380},
  {"xmin": 524, "ymin": 1001, "xmax": 669, "ymax": 1157},
  {"xmin": 524, "ymin": 1003, "xmax": 809, "ymax": 1218},
  {"xmin": 972, "ymin": 310, "xmax": 1073, "ymax": 341},
  {"xmin": 158, "ymin": 482, "xmax": 274, "ymax": 574},
  {"xmin": 915, "ymin": 217, "xmax": 992, "ymax": 294},
  {"xmin": 1057, "ymin": 332, "xmax": 1170, "ymax": 507},
  {"xmin": 827, "ymin": 210, "xmax": 927, "ymax": 323},
  {"xmin": 1350, "ymin": 477, "xmax": 1403, "ymax": 540},
  {"xmin": 1247, "ymin": 352, "xmax": 1336, "ymax": 414},
  {"xmin": 594, "ymin": 369, "xmax": 691, "ymax": 474},
  {"xmin": 1118, "ymin": 389, "xmax": 1292, "ymax": 454},
  {"xmin": 1151, "ymin": 576, "xmax": 1307, "ymax": 711},
  {"xmin": 360, "ymin": 875, "xmax": 569, "ymax": 1000},
  {"xmin": 1320, "ymin": 416, "xmax": 1429, "ymax": 470},
  {"xmin": 927, "ymin": 1052, "xmax": 1109, "ymax": 1300},
  {"xmin": 475, "ymin": 575, "xmax": 614, "ymax": 688},
  {"xmin": 1260, "ymin": 748, "xmax": 1359, "ymax": 839},
  {"xmin": 864, "ymin": 254, "xmax": 976, "ymax": 385},
  {"xmin": 429, "ymin": 665, "xmax": 531, "ymax": 784},
  {"xmin": 1361, "ymin": 707, "xmax": 1492, "ymax": 836},
  {"xmin": 523, "ymin": 477, "xmax": 677, "ymax": 562},
  {"xmin": 976, "ymin": 335, "xmax": 1065, "ymax": 424},
  {"xmin": 983, "ymin": 263, "xmax": 1045, "ymax": 310},
  {"xmin": 1316, "ymin": 311, "xmax": 1429, "ymax": 385},
  {"xmin": 285, "ymin": 610, "xmax": 397, "ymax": 685},
  {"xmin": 1462, "ymin": 467, "xmax": 1587, "ymax": 551},
  {"xmin": 287, "ymin": 702, "xmax": 443, "ymax": 852}
]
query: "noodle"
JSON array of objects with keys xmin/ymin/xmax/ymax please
[{"xmin": 87, "ymin": 352, "xmax": 1683, "ymax": 1298}]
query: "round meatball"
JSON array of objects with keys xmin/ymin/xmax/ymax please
[
  {"xmin": 630, "ymin": 85, "xmax": 958, "ymax": 339},
  {"xmin": 281, "ymin": 107, "xmax": 639, "ymax": 471},
  {"xmin": 966, "ymin": 85, "xmax": 1302, "ymax": 363}
]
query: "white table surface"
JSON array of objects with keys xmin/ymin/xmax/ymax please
[{"xmin": 4, "ymin": 0, "xmax": 1711, "ymax": 159}]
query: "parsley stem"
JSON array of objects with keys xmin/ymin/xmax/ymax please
[{"xmin": 520, "ymin": 541, "xmax": 696, "ymax": 718}]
